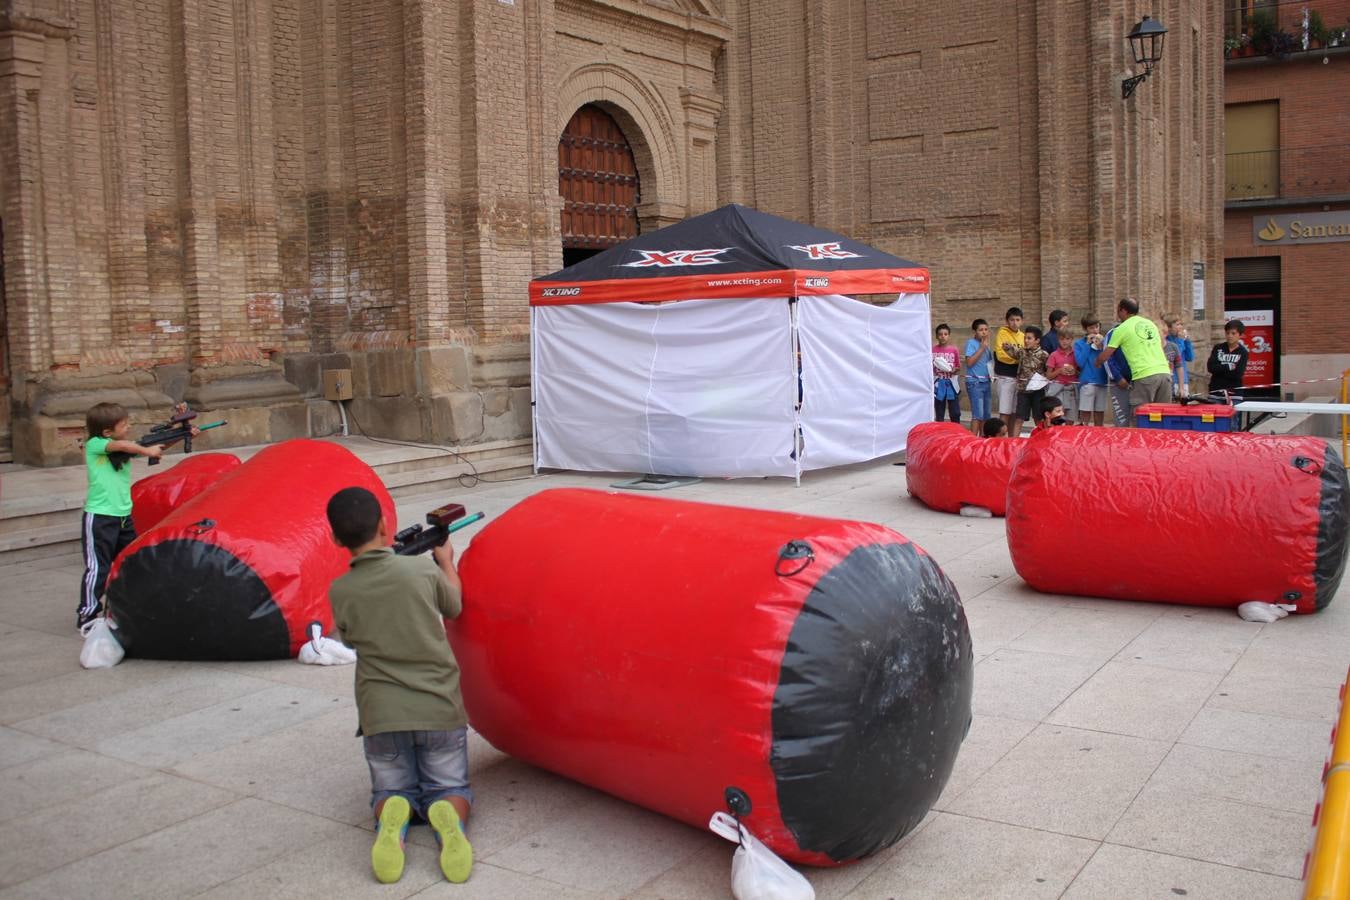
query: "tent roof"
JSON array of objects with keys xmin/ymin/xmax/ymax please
[{"xmin": 530, "ymin": 204, "xmax": 929, "ymax": 305}]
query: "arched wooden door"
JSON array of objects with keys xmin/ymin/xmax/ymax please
[{"xmin": 558, "ymin": 105, "xmax": 640, "ymax": 267}]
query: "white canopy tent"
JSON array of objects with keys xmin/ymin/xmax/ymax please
[{"xmin": 528, "ymin": 205, "xmax": 934, "ymax": 482}]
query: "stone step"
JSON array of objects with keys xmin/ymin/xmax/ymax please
[
  {"xmin": 0, "ymin": 522, "xmax": 88, "ymax": 556},
  {"xmin": 364, "ymin": 437, "xmax": 533, "ymax": 476},
  {"xmin": 0, "ymin": 437, "xmax": 535, "ymax": 559},
  {"xmin": 0, "ymin": 539, "xmax": 83, "ymax": 569},
  {"xmin": 383, "ymin": 454, "xmax": 535, "ymax": 499}
]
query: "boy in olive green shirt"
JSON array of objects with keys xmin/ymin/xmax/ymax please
[
  {"xmin": 78, "ymin": 402, "xmax": 165, "ymax": 631},
  {"xmin": 325, "ymin": 486, "xmax": 473, "ymax": 886}
]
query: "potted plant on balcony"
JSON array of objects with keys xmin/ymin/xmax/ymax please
[
  {"xmin": 1248, "ymin": 8, "xmax": 1277, "ymax": 51},
  {"xmin": 1308, "ymin": 9, "xmax": 1328, "ymax": 49},
  {"xmin": 1267, "ymin": 28, "xmax": 1298, "ymax": 58},
  {"xmin": 1225, "ymin": 34, "xmax": 1253, "ymax": 58}
]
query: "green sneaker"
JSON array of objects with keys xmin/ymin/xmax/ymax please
[
  {"xmin": 371, "ymin": 795, "xmax": 411, "ymax": 884},
  {"xmin": 427, "ymin": 799, "xmax": 473, "ymax": 883}
]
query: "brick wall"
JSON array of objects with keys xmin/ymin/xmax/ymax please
[
  {"xmin": 0, "ymin": 0, "xmax": 1225, "ymax": 464},
  {"xmin": 722, "ymin": 0, "xmax": 1224, "ymax": 348},
  {"xmin": 1224, "ymin": 43, "xmax": 1350, "ymax": 363}
]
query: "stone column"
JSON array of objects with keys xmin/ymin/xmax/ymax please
[
  {"xmin": 0, "ymin": 25, "xmax": 54, "ymax": 383},
  {"xmin": 437, "ymin": 0, "xmax": 553, "ymax": 444},
  {"xmin": 236, "ymin": 0, "xmax": 285, "ymax": 355},
  {"xmin": 173, "ymin": 0, "xmax": 302, "ymax": 442},
  {"xmin": 97, "ymin": 0, "xmax": 152, "ymax": 352},
  {"xmin": 1035, "ymin": 0, "xmax": 1092, "ymax": 319},
  {"xmin": 300, "ymin": 0, "xmax": 350, "ymax": 354},
  {"xmin": 680, "ymin": 86, "xmax": 723, "ymax": 216},
  {"xmin": 172, "ymin": 0, "xmax": 225, "ymax": 367},
  {"xmin": 460, "ymin": 0, "xmax": 558, "ymax": 341},
  {"xmin": 803, "ymin": 0, "xmax": 843, "ymax": 231}
]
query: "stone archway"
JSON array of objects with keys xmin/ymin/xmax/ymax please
[
  {"xmin": 555, "ymin": 64, "xmax": 685, "ymax": 236},
  {"xmin": 558, "ymin": 104, "xmax": 641, "ymax": 267}
]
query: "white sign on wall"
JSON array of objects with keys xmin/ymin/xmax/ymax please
[
  {"xmin": 1191, "ymin": 262, "xmax": 1205, "ymax": 317},
  {"xmin": 1253, "ymin": 210, "xmax": 1350, "ymax": 245}
]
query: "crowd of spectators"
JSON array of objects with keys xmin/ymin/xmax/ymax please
[{"xmin": 932, "ymin": 301, "xmax": 1251, "ymax": 436}]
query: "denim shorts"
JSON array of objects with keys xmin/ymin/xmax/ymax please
[
  {"xmin": 965, "ymin": 377, "xmax": 991, "ymax": 420},
  {"xmin": 364, "ymin": 727, "xmax": 473, "ymax": 817}
]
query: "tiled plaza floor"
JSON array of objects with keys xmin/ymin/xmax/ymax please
[{"xmin": 0, "ymin": 458, "xmax": 1341, "ymax": 898}]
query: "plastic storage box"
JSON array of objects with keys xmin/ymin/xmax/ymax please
[{"xmin": 1134, "ymin": 403, "xmax": 1236, "ymax": 432}]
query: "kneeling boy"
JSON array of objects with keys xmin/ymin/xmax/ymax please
[{"xmin": 326, "ymin": 487, "xmax": 474, "ymax": 885}]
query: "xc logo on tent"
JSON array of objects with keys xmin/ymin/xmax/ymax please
[
  {"xmin": 789, "ymin": 242, "xmax": 861, "ymax": 260},
  {"xmin": 622, "ymin": 249, "xmax": 732, "ymax": 267}
]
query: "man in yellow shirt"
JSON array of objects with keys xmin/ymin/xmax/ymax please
[
  {"xmin": 1096, "ymin": 298, "xmax": 1171, "ymax": 415},
  {"xmin": 992, "ymin": 307, "xmax": 1024, "ymax": 435}
]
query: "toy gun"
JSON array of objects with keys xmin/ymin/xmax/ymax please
[
  {"xmin": 108, "ymin": 409, "xmax": 228, "ymax": 471},
  {"xmin": 392, "ymin": 503, "xmax": 485, "ymax": 556}
]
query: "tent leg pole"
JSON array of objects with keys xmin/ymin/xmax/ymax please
[
  {"xmin": 791, "ymin": 296, "xmax": 802, "ymax": 487},
  {"xmin": 530, "ymin": 306, "xmax": 540, "ymax": 475}
]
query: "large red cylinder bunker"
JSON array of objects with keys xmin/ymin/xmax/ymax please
[
  {"xmin": 1007, "ymin": 428, "xmax": 1350, "ymax": 611},
  {"xmin": 107, "ymin": 440, "xmax": 396, "ymax": 660},
  {"xmin": 452, "ymin": 488, "xmax": 973, "ymax": 866},
  {"xmin": 904, "ymin": 422, "xmax": 1020, "ymax": 516},
  {"xmin": 130, "ymin": 452, "xmax": 242, "ymax": 534}
]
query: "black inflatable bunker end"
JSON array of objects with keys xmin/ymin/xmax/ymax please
[
  {"xmin": 1316, "ymin": 442, "xmax": 1350, "ymax": 611},
  {"xmin": 107, "ymin": 539, "xmax": 291, "ymax": 660},
  {"xmin": 770, "ymin": 541, "xmax": 973, "ymax": 862}
]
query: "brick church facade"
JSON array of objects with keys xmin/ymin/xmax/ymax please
[{"xmin": 0, "ymin": 0, "xmax": 1223, "ymax": 465}]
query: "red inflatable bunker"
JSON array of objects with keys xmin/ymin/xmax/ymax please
[
  {"xmin": 106, "ymin": 440, "xmax": 396, "ymax": 659},
  {"xmin": 130, "ymin": 452, "xmax": 242, "ymax": 534},
  {"xmin": 905, "ymin": 422, "xmax": 1020, "ymax": 516},
  {"xmin": 453, "ymin": 488, "xmax": 973, "ymax": 866},
  {"xmin": 1008, "ymin": 428, "xmax": 1350, "ymax": 611}
]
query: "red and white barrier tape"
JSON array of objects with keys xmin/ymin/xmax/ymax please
[
  {"xmin": 1188, "ymin": 372, "xmax": 1349, "ymax": 393},
  {"xmin": 952, "ymin": 371, "xmax": 1349, "ymax": 393}
]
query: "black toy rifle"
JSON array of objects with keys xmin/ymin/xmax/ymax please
[
  {"xmin": 392, "ymin": 503, "xmax": 486, "ymax": 556},
  {"xmin": 108, "ymin": 409, "xmax": 228, "ymax": 471}
]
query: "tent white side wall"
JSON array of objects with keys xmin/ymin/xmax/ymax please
[
  {"xmin": 532, "ymin": 293, "xmax": 932, "ymax": 478},
  {"xmin": 796, "ymin": 292, "xmax": 933, "ymax": 470}
]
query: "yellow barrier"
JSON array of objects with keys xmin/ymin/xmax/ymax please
[
  {"xmin": 1341, "ymin": 368, "xmax": 1349, "ymax": 464},
  {"xmin": 1306, "ymin": 671, "xmax": 1350, "ymax": 899}
]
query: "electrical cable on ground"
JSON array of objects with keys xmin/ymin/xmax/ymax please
[{"xmin": 338, "ymin": 399, "xmax": 536, "ymax": 489}]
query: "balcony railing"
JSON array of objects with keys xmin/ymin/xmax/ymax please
[
  {"xmin": 1226, "ymin": 150, "xmax": 1279, "ymax": 200},
  {"xmin": 1226, "ymin": 145, "xmax": 1350, "ymax": 202},
  {"xmin": 1224, "ymin": 1, "xmax": 1350, "ymax": 59}
]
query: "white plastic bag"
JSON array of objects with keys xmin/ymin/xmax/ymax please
[
  {"xmin": 959, "ymin": 505, "xmax": 993, "ymax": 518},
  {"xmin": 79, "ymin": 617, "xmax": 125, "ymax": 669},
  {"xmin": 708, "ymin": 812, "xmax": 815, "ymax": 900},
  {"xmin": 1237, "ymin": 601, "xmax": 1295, "ymax": 623},
  {"xmin": 297, "ymin": 622, "xmax": 357, "ymax": 666}
]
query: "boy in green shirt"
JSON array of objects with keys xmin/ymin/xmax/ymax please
[
  {"xmin": 325, "ymin": 486, "xmax": 473, "ymax": 886},
  {"xmin": 78, "ymin": 402, "xmax": 165, "ymax": 631}
]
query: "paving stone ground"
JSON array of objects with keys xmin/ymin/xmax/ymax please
[{"xmin": 0, "ymin": 458, "xmax": 1340, "ymax": 898}]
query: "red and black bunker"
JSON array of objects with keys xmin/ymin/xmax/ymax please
[
  {"xmin": 452, "ymin": 488, "xmax": 973, "ymax": 865},
  {"xmin": 106, "ymin": 440, "xmax": 396, "ymax": 660},
  {"xmin": 129, "ymin": 451, "xmax": 242, "ymax": 535},
  {"xmin": 1007, "ymin": 428, "xmax": 1350, "ymax": 611}
]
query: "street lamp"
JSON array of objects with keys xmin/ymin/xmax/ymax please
[{"xmin": 1122, "ymin": 15, "xmax": 1168, "ymax": 100}]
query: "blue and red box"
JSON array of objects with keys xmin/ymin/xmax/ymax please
[{"xmin": 1134, "ymin": 403, "xmax": 1236, "ymax": 432}]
